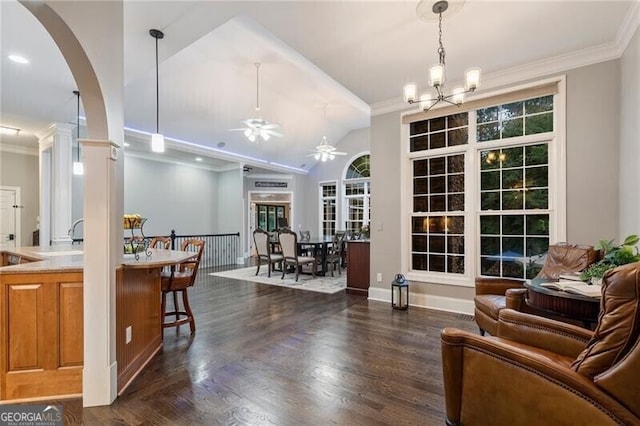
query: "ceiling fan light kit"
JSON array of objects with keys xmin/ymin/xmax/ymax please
[
  {"xmin": 403, "ymin": 0, "xmax": 480, "ymax": 112},
  {"xmin": 150, "ymin": 28, "xmax": 165, "ymax": 153},
  {"xmin": 230, "ymin": 62, "xmax": 282, "ymax": 143},
  {"xmin": 309, "ymin": 105, "xmax": 347, "ymax": 162}
]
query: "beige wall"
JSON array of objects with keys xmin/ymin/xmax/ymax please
[
  {"xmin": 565, "ymin": 60, "xmax": 620, "ymax": 245},
  {"xmin": 305, "ymin": 126, "xmax": 371, "ymax": 236},
  {"xmin": 619, "ymin": 25, "xmax": 640, "ymax": 238},
  {"xmin": 0, "ymin": 150, "xmax": 39, "ymax": 246},
  {"xmin": 367, "ymin": 58, "xmax": 625, "ymax": 306}
]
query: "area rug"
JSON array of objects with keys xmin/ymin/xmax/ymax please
[{"xmin": 209, "ymin": 266, "xmax": 346, "ymax": 294}]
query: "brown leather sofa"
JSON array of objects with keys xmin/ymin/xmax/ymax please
[
  {"xmin": 442, "ymin": 262, "xmax": 640, "ymax": 426},
  {"xmin": 474, "ymin": 244, "xmax": 598, "ymax": 335}
]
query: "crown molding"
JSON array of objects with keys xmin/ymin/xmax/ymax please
[
  {"xmin": 617, "ymin": 0, "xmax": 640, "ymax": 55},
  {"xmin": 124, "ymin": 150, "xmax": 225, "ymax": 173},
  {"xmin": 371, "ymin": 10, "xmax": 640, "ymax": 117},
  {"xmin": 122, "ymin": 127, "xmax": 308, "ymax": 176},
  {"xmin": 246, "ymin": 173, "xmax": 294, "ymax": 180},
  {"xmin": 0, "ymin": 143, "xmax": 38, "ymax": 156}
]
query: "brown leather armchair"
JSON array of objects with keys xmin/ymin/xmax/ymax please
[
  {"xmin": 474, "ymin": 277, "xmax": 526, "ymax": 336},
  {"xmin": 474, "ymin": 243, "xmax": 598, "ymax": 335},
  {"xmin": 442, "ymin": 262, "xmax": 640, "ymax": 426}
]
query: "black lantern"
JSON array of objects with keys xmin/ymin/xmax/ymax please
[{"xmin": 391, "ymin": 273, "xmax": 409, "ymax": 310}]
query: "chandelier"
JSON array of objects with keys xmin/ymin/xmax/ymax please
[{"xmin": 403, "ymin": 0, "xmax": 480, "ymax": 112}]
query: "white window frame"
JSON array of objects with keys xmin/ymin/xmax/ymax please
[
  {"xmin": 341, "ymin": 151, "xmax": 371, "ymax": 233},
  {"xmin": 401, "ymin": 76, "xmax": 567, "ymax": 287},
  {"xmin": 318, "ymin": 180, "xmax": 338, "ymax": 238}
]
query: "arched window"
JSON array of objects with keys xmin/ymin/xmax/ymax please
[
  {"xmin": 343, "ymin": 154, "xmax": 371, "ymax": 235},
  {"xmin": 346, "ymin": 154, "xmax": 370, "ymax": 179}
]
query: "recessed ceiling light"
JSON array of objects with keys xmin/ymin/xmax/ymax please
[
  {"xmin": 8, "ymin": 54, "xmax": 29, "ymax": 64},
  {"xmin": 123, "ymin": 142, "xmax": 130, "ymax": 147},
  {"xmin": 195, "ymin": 157, "xmax": 203, "ymax": 162}
]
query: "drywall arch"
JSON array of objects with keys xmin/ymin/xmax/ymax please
[{"xmin": 19, "ymin": 1, "xmax": 109, "ymax": 140}]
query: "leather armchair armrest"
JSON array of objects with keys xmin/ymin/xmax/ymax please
[
  {"xmin": 441, "ymin": 327, "xmax": 637, "ymax": 426},
  {"xmin": 475, "ymin": 277, "xmax": 524, "ymax": 295},
  {"xmin": 497, "ymin": 309, "xmax": 592, "ymax": 358},
  {"xmin": 504, "ymin": 287, "xmax": 528, "ymax": 311}
]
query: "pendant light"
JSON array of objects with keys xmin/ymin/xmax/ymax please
[
  {"xmin": 72, "ymin": 90, "xmax": 84, "ymax": 175},
  {"xmin": 150, "ymin": 28, "xmax": 165, "ymax": 153}
]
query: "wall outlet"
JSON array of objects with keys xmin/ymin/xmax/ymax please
[
  {"xmin": 376, "ymin": 273, "xmax": 383, "ymax": 282},
  {"xmin": 125, "ymin": 326, "xmax": 132, "ymax": 344}
]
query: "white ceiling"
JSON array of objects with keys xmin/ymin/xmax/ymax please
[{"xmin": 0, "ymin": 0, "xmax": 637, "ymax": 174}]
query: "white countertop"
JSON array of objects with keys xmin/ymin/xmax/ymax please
[{"xmin": 1, "ymin": 245, "xmax": 194, "ymax": 274}]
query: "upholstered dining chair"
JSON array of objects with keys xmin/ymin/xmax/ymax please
[
  {"xmin": 160, "ymin": 239, "xmax": 204, "ymax": 334},
  {"xmin": 253, "ymin": 228, "xmax": 283, "ymax": 277},
  {"xmin": 278, "ymin": 228, "xmax": 316, "ymax": 282},
  {"xmin": 442, "ymin": 261, "xmax": 640, "ymax": 426}
]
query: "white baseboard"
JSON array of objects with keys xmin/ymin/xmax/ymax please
[{"xmin": 368, "ymin": 287, "xmax": 474, "ymax": 315}]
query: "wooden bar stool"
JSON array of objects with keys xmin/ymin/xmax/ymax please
[{"xmin": 160, "ymin": 239, "xmax": 204, "ymax": 334}]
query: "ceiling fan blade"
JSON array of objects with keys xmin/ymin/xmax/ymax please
[
  {"xmin": 265, "ymin": 130, "xmax": 283, "ymax": 137},
  {"xmin": 261, "ymin": 123, "xmax": 280, "ymax": 130}
]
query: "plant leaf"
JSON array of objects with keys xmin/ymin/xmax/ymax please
[{"xmin": 623, "ymin": 234, "xmax": 639, "ymax": 246}]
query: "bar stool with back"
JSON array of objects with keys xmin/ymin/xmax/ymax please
[{"xmin": 160, "ymin": 239, "xmax": 205, "ymax": 334}]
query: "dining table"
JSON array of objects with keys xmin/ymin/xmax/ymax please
[{"xmin": 270, "ymin": 236, "xmax": 334, "ymax": 276}]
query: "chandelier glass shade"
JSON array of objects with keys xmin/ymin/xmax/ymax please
[
  {"xmin": 150, "ymin": 28, "xmax": 165, "ymax": 153},
  {"xmin": 403, "ymin": 0, "xmax": 480, "ymax": 112}
]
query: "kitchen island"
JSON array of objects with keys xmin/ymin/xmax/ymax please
[{"xmin": 0, "ymin": 245, "xmax": 194, "ymax": 402}]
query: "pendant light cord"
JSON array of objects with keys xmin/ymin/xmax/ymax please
[
  {"xmin": 74, "ymin": 90, "xmax": 80, "ymax": 162},
  {"xmin": 155, "ymin": 35, "xmax": 160, "ymax": 134},
  {"xmin": 255, "ymin": 62, "xmax": 260, "ymax": 111}
]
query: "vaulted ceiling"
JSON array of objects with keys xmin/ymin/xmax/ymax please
[{"xmin": 0, "ymin": 0, "xmax": 636, "ymax": 174}]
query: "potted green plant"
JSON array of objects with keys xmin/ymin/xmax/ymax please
[{"xmin": 580, "ymin": 234, "xmax": 640, "ymax": 284}]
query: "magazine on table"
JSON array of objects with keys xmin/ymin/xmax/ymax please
[{"xmin": 539, "ymin": 280, "xmax": 602, "ymax": 298}]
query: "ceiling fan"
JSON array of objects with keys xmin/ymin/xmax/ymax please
[
  {"xmin": 307, "ymin": 104, "xmax": 346, "ymax": 162},
  {"xmin": 230, "ymin": 62, "xmax": 282, "ymax": 142},
  {"xmin": 308, "ymin": 135, "xmax": 347, "ymax": 162}
]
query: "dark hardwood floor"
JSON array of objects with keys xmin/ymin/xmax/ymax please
[{"xmin": 52, "ymin": 265, "xmax": 477, "ymax": 425}]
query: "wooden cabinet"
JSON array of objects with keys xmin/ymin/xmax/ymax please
[
  {"xmin": 346, "ymin": 241, "xmax": 370, "ymax": 296},
  {"xmin": 0, "ymin": 271, "xmax": 83, "ymax": 401}
]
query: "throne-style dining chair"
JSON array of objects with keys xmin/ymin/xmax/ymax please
[
  {"xmin": 325, "ymin": 231, "xmax": 346, "ymax": 277},
  {"xmin": 253, "ymin": 228, "xmax": 283, "ymax": 277},
  {"xmin": 278, "ymin": 228, "xmax": 316, "ymax": 282},
  {"xmin": 160, "ymin": 239, "xmax": 204, "ymax": 334},
  {"xmin": 442, "ymin": 261, "xmax": 640, "ymax": 426}
]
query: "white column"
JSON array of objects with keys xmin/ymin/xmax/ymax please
[
  {"xmin": 82, "ymin": 139, "xmax": 120, "ymax": 406},
  {"xmin": 38, "ymin": 122, "xmax": 74, "ymax": 245}
]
